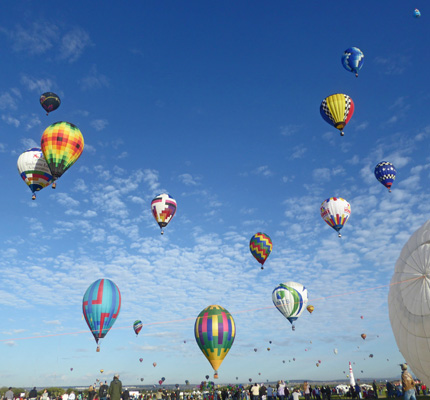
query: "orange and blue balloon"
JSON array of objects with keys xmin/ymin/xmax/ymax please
[
  {"xmin": 82, "ymin": 279, "xmax": 121, "ymax": 352},
  {"xmin": 374, "ymin": 161, "xmax": 397, "ymax": 192},
  {"xmin": 249, "ymin": 232, "xmax": 273, "ymax": 270}
]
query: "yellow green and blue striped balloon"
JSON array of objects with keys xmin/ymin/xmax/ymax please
[{"xmin": 249, "ymin": 232, "xmax": 273, "ymax": 269}]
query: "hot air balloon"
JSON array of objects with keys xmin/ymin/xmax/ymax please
[
  {"xmin": 17, "ymin": 147, "xmax": 53, "ymax": 199},
  {"xmin": 374, "ymin": 161, "xmax": 397, "ymax": 192},
  {"xmin": 185, "ymin": 380, "xmax": 189, "ymax": 385},
  {"xmin": 206, "ymin": 375, "xmax": 210, "ymax": 380},
  {"xmin": 249, "ymin": 379, "xmax": 252, "ymax": 383},
  {"xmin": 334, "ymin": 348, "xmax": 338, "ymax": 355},
  {"xmin": 258, "ymin": 373, "xmax": 261, "ymax": 376},
  {"xmin": 388, "ymin": 220, "xmax": 430, "ymax": 385},
  {"xmin": 307, "ymin": 305, "xmax": 314, "ymax": 314},
  {"xmin": 320, "ymin": 197, "xmax": 351, "ymax": 237},
  {"xmin": 236, "ymin": 377, "xmax": 238, "ymax": 380},
  {"xmin": 82, "ymin": 279, "xmax": 121, "ymax": 352},
  {"xmin": 272, "ymin": 282, "xmax": 308, "ymax": 331},
  {"xmin": 139, "ymin": 358, "xmax": 143, "ymax": 362},
  {"xmin": 267, "ymin": 348, "xmax": 270, "ymax": 351},
  {"xmin": 249, "ymin": 232, "xmax": 273, "ymax": 269},
  {"xmin": 360, "ymin": 316, "xmax": 364, "ymax": 319},
  {"xmin": 318, "ymin": 360, "xmax": 321, "ymax": 363},
  {"xmin": 320, "ymin": 94, "xmax": 354, "ymax": 136},
  {"xmin": 184, "ymin": 340, "xmax": 186, "ymax": 343},
  {"xmin": 293, "ymin": 358, "xmax": 296, "ymax": 361},
  {"xmin": 151, "ymin": 193, "xmax": 177, "ymax": 234},
  {"xmin": 369, "ymin": 354, "xmax": 374, "ymax": 358},
  {"xmin": 316, "ymin": 363, "xmax": 320, "ymax": 367},
  {"xmin": 153, "ymin": 362, "xmax": 157, "ymax": 367},
  {"xmin": 361, "ymin": 334, "xmax": 367, "ymax": 340},
  {"xmin": 40, "ymin": 121, "xmax": 84, "ymax": 189},
  {"xmin": 70, "ymin": 368, "xmax": 73, "ymax": 371},
  {"xmin": 134, "ymin": 320, "xmax": 143, "ymax": 336},
  {"xmin": 195, "ymin": 305, "xmax": 236, "ymax": 379},
  {"xmin": 141, "ymin": 378, "xmax": 144, "ymax": 382},
  {"xmin": 161, "ymin": 377, "xmax": 165, "ymax": 382},
  {"xmin": 341, "ymin": 47, "xmax": 364, "ymax": 77},
  {"xmin": 159, "ymin": 380, "xmax": 163, "ymax": 386},
  {"xmin": 40, "ymin": 92, "xmax": 61, "ymax": 115},
  {"xmin": 283, "ymin": 360, "xmax": 285, "ymax": 363},
  {"xmin": 269, "ymin": 341, "xmax": 272, "ymax": 344},
  {"xmin": 414, "ymin": 9, "xmax": 421, "ymax": 18},
  {"xmin": 100, "ymin": 369, "xmax": 104, "ymax": 373},
  {"xmin": 254, "ymin": 348, "xmax": 257, "ymax": 352}
]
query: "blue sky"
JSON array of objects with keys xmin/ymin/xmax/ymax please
[{"xmin": 0, "ymin": 0, "xmax": 429, "ymax": 388}]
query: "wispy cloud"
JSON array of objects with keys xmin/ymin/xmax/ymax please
[
  {"xmin": 1, "ymin": 115, "xmax": 20, "ymax": 127},
  {"xmin": 21, "ymin": 75, "xmax": 54, "ymax": 93},
  {"xmin": 178, "ymin": 173, "xmax": 200, "ymax": 186},
  {"xmin": 280, "ymin": 124, "xmax": 301, "ymax": 136},
  {"xmin": 90, "ymin": 119, "xmax": 109, "ymax": 131},
  {"xmin": 0, "ymin": 90, "xmax": 21, "ymax": 110},
  {"xmin": 79, "ymin": 65, "xmax": 110, "ymax": 90},
  {"xmin": 60, "ymin": 28, "xmax": 92, "ymax": 63},
  {"xmin": 253, "ymin": 165, "xmax": 273, "ymax": 177}
]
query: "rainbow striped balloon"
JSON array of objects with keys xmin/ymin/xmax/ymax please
[
  {"xmin": 249, "ymin": 232, "xmax": 273, "ymax": 269},
  {"xmin": 82, "ymin": 279, "xmax": 121, "ymax": 351},
  {"xmin": 194, "ymin": 305, "xmax": 235, "ymax": 377}
]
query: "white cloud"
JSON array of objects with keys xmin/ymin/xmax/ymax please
[
  {"xmin": 20, "ymin": 138, "xmax": 38, "ymax": 149},
  {"xmin": 253, "ymin": 165, "xmax": 273, "ymax": 177},
  {"xmin": 2, "ymin": 115, "xmax": 20, "ymax": 127},
  {"xmin": 290, "ymin": 145, "xmax": 306, "ymax": 159},
  {"xmin": 20, "ymin": 75, "xmax": 54, "ymax": 93},
  {"xmin": 178, "ymin": 173, "xmax": 199, "ymax": 186},
  {"xmin": 79, "ymin": 65, "xmax": 110, "ymax": 90},
  {"xmin": 0, "ymin": 91, "xmax": 20, "ymax": 110},
  {"xmin": 143, "ymin": 169, "xmax": 160, "ymax": 191},
  {"xmin": 60, "ymin": 28, "xmax": 92, "ymax": 62},
  {"xmin": 280, "ymin": 124, "xmax": 301, "ymax": 136},
  {"xmin": 90, "ymin": 119, "xmax": 109, "ymax": 131}
]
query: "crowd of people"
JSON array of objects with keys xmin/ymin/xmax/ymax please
[{"xmin": 1, "ymin": 366, "xmax": 426, "ymax": 400}]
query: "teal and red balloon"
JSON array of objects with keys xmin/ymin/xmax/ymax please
[
  {"xmin": 249, "ymin": 232, "xmax": 273, "ymax": 269},
  {"xmin": 82, "ymin": 279, "xmax": 121, "ymax": 352}
]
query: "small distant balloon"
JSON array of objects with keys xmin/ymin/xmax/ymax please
[
  {"xmin": 267, "ymin": 348, "xmax": 270, "ymax": 351},
  {"xmin": 141, "ymin": 378, "xmax": 144, "ymax": 382},
  {"xmin": 283, "ymin": 360, "xmax": 285, "ymax": 363},
  {"xmin": 100, "ymin": 369, "xmax": 104, "ymax": 373},
  {"xmin": 40, "ymin": 92, "xmax": 61, "ymax": 115},
  {"xmin": 374, "ymin": 161, "xmax": 397, "ymax": 192},
  {"xmin": 254, "ymin": 348, "xmax": 257, "ymax": 352},
  {"xmin": 133, "ymin": 320, "xmax": 143, "ymax": 336},
  {"xmin": 139, "ymin": 358, "xmax": 143, "ymax": 362},
  {"xmin": 206, "ymin": 375, "xmax": 210, "ymax": 380},
  {"xmin": 334, "ymin": 348, "xmax": 338, "ymax": 355},
  {"xmin": 249, "ymin": 378, "xmax": 252, "ymax": 382},
  {"xmin": 369, "ymin": 354, "xmax": 374, "ymax": 358},
  {"xmin": 361, "ymin": 333, "xmax": 367, "ymax": 340},
  {"xmin": 307, "ymin": 305, "xmax": 314, "ymax": 314},
  {"xmin": 70, "ymin": 368, "xmax": 73, "ymax": 371},
  {"xmin": 293, "ymin": 358, "xmax": 296, "ymax": 361},
  {"xmin": 153, "ymin": 362, "xmax": 157, "ymax": 367},
  {"xmin": 341, "ymin": 47, "xmax": 364, "ymax": 77},
  {"xmin": 316, "ymin": 363, "xmax": 320, "ymax": 367},
  {"xmin": 414, "ymin": 9, "xmax": 421, "ymax": 18},
  {"xmin": 249, "ymin": 232, "xmax": 273, "ymax": 269}
]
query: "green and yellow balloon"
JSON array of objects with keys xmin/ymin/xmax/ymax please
[{"xmin": 194, "ymin": 305, "xmax": 236, "ymax": 379}]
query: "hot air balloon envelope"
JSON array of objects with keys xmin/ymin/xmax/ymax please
[
  {"xmin": 40, "ymin": 92, "xmax": 61, "ymax": 115},
  {"xmin": 320, "ymin": 94, "xmax": 354, "ymax": 136},
  {"xmin": 307, "ymin": 305, "xmax": 314, "ymax": 314},
  {"xmin": 151, "ymin": 193, "xmax": 177, "ymax": 234},
  {"xmin": 134, "ymin": 320, "xmax": 143, "ymax": 336},
  {"xmin": 195, "ymin": 305, "xmax": 236, "ymax": 376},
  {"xmin": 374, "ymin": 161, "xmax": 397, "ymax": 192},
  {"xmin": 82, "ymin": 279, "xmax": 121, "ymax": 352},
  {"xmin": 272, "ymin": 282, "xmax": 308, "ymax": 330},
  {"xmin": 320, "ymin": 197, "xmax": 351, "ymax": 237},
  {"xmin": 41, "ymin": 121, "xmax": 84, "ymax": 182},
  {"xmin": 341, "ymin": 47, "xmax": 364, "ymax": 77},
  {"xmin": 249, "ymin": 232, "xmax": 273, "ymax": 269}
]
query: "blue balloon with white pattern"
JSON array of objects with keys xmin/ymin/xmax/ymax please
[
  {"xmin": 341, "ymin": 47, "xmax": 364, "ymax": 77},
  {"xmin": 374, "ymin": 161, "xmax": 397, "ymax": 192},
  {"xmin": 414, "ymin": 9, "xmax": 421, "ymax": 18}
]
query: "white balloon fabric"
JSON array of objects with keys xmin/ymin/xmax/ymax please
[
  {"xmin": 272, "ymin": 282, "xmax": 308, "ymax": 330},
  {"xmin": 388, "ymin": 220, "xmax": 430, "ymax": 385},
  {"xmin": 320, "ymin": 197, "xmax": 351, "ymax": 237}
]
